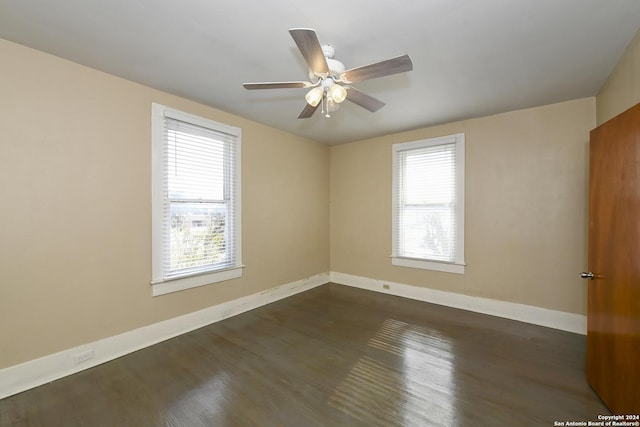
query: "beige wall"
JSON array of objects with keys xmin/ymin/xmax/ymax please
[
  {"xmin": 596, "ymin": 28, "xmax": 640, "ymax": 124},
  {"xmin": 331, "ymin": 98, "xmax": 595, "ymax": 315},
  {"xmin": 3, "ymin": 26, "xmax": 628, "ymax": 370},
  {"xmin": 0, "ymin": 39, "xmax": 330, "ymax": 369}
]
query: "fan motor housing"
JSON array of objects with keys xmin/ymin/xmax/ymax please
[{"xmin": 308, "ymin": 45, "xmax": 344, "ymax": 80}]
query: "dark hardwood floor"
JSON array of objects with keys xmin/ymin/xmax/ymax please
[{"xmin": 1, "ymin": 283, "xmax": 608, "ymax": 426}]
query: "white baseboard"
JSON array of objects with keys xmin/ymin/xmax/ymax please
[
  {"xmin": 0, "ymin": 272, "xmax": 329, "ymax": 400},
  {"xmin": 0, "ymin": 271, "xmax": 586, "ymax": 400},
  {"xmin": 330, "ymin": 272, "xmax": 587, "ymax": 335}
]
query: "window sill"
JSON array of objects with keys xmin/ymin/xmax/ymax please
[
  {"xmin": 151, "ymin": 266, "xmax": 244, "ymax": 296},
  {"xmin": 391, "ymin": 257, "xmax": 465, "ymax": 274}
]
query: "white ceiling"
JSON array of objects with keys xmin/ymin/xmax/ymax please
[{"xmin": 1, "ymin": 0, "xmax": 640, "ymax": 145}]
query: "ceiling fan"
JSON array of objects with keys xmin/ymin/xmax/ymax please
[{"xmin": 243, "ymin": 28, "xmax": 413, "ymax": 119}]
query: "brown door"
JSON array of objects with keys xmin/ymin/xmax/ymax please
[{"xmin": 586, "ymin": 102, "xmax": 640, "ymax": 414}]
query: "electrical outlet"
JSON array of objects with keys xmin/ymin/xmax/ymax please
[
  {"xmin": 382, "ymin": 284, "xmax": 390, "ymax": 290},
  {"xmin": 73, "ymin": 349, "xmax": 94, "ymax": 364}
]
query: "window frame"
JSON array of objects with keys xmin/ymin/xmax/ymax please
[
  {"xmin": 391, "ymin": 133, "xmax": 465, "ymax": 274},
  {"xmin": 151, "ymin": 103, "xmax": 242, "ymax": 296}
]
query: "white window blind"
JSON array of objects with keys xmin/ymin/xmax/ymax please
[
  {"xmin": 152, "ymin": 104, "xmax": 242, "ymax": 295},
  {"xmin": 392, "ymin": 134, "xmax": 465, "ymax": 274}
]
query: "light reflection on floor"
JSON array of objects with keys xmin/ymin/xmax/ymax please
[
  {"xmin": 164, "ymin": 372, "xmax": 231, "ymax": 427},
  {"xmin": 328, "ymin": 318, "xmax": 455, "ymax": 426}
]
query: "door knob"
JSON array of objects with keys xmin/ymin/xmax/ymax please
[{"xmin": 580, "ymin": 272, "xmax": 595, "ymax": 280}]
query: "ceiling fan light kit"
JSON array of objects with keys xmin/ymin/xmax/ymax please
[
  {"xmin": 305, "ymin": 86, "xmax": 324, "ymax": 107},
  {"xmin": 243, "ymin": 28, "xmax": 413, "ymax": 119},
  {"xmin": 328, "ymin": 83, "xmax": 347, "ymax": 103}
]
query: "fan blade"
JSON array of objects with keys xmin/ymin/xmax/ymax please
[
  {"xmin": 345, "ymin": 86, "xmax": 385, "ymax": 112},
  {"xmin": 243, "ymin": 81, "xmax": 309, "ymax": 90},
  {"xmin": 298, "ymin": 102, "xmax": 320, "ymax": 119},
  {"xmin": 289, "ymin": 28, "xmax": 329, "ymax": 77},
  {"xmin": 340, "ymin": 54, "xmax": 413, "ymax": 84}
]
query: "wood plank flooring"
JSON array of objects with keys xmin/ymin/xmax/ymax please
[{"xmin": 0, "ymin": 283, "xmax": 609, "ymax": 426}]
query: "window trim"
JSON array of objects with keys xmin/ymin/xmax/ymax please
[
  {"xmin": 151, "ymin": 103, "xmax": 242, "ymax": 296},
  {"xmin": 391, "ymin": 133, "xmax": 465, "ymax": 274}
]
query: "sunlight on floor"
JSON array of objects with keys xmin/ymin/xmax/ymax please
[{"xmin": 328, "ymin": 318, "xmax": 456, "ymax": 426}]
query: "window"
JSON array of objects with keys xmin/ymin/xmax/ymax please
[
  {"xmin": 392, "ymin": 133, "xmax": 465, "ymax": 274},
  {"xmin": 151, "ymin": 103, "xmax": 242, "ymax": 296}
]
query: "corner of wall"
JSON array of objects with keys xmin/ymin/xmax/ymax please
[{"xmin": 596, "ymin": 28, "xmax": 640, "ymax": 125}]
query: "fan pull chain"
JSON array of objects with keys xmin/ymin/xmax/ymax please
[{"xmin": 324, "ymin": 91, "xmax": 330, "ymax": 118}]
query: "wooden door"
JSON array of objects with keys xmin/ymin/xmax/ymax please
[{"xmin": 587, "ymin": 102, "xmax": 640, "ymax": 414}]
